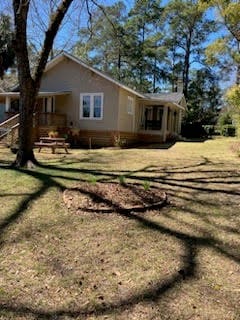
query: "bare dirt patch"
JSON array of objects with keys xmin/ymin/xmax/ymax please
[{"xmin": 63, "ymin": 182, "xmax": 167, "ymax": 214}]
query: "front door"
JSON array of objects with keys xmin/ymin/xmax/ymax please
[{"xmin": 38, "ymin": 97, "xmax": 56, "ymax": 125}]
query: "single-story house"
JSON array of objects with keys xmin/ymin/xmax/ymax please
[{"xmin": 0, "ymin": 52, "xmax": 186, "ymax": 146}]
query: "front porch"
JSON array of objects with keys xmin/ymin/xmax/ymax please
[
  {"xmin": 137, "ymin": 100, "xmax": 184, "ymax": 142},
  {"xmin": 4, "ymin": 111, "xmax": 67, "ymax": 127},
  {"xmin": 0, "ymin": 91, "xmax": 70, "ymax": 145},
  {"xmin": 136, "ymin": 92, "xmax": 186, "ymax": 142},
  {"xmin": 0, "ymin": 90, "xmax": 70, "ymax": 126}
]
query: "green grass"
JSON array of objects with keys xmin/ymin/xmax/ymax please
[{"xmin": 0, "ymin": 137, "xmax": 240, "ymax": 320}]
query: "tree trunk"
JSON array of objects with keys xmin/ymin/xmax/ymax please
[
  {"xmin": 117, "ymin": 47, "xmax": 121, "ymax": 80},
  {"xmin": 12, "ymin": 0, "xmax": 74, "ymax": 167},
  {"xmin": 153, "ymin": 57, "xmax": 157, "ymax": 93},
  {"xmin": 13, "ymin": 83, "xmax": 38, "ymax": 167},
  {"xmin": 12, "ymin": 0, "xmax": 38, "ymax": 167},
  {"xmin": 236, "ymin": 41, "xmax": 240, "ymax": 85},
  {"xmin": 139, "ymin": 23, "xmax": 145, "ymax": 91},
  {"xmin": 183, "ymin": 54, "xmax": 190, "ymax": 98},
  {"xmin": 183, "ymin": 33, "xmax": 192, "ymax": 99}
]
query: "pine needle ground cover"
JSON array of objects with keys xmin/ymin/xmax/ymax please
[{"xmin": 0, "ymin": 137, "xmax": 239, "ymax": 320}]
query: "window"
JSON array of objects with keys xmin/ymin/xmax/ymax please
[
  {"xmin": 127, "ymin": 96, "xmax": 134, "ymax": 115},
  {"xmin": 80, "ymin": 93, "xmax": 103, "ymax": 119},
  {"xmin": 82, "ymin": 95, "xmax": 91, "ymax": 118}
]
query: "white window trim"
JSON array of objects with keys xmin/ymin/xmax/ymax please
[
  {"xmin": 127, "ymin": 96, "xmax": 134, "ymax": 115},
  {"xmin": 80, "ymin": 92, "xmax": 104, "ymax": 120}
]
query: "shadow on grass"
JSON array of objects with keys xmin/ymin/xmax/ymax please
[
  {"xmin": 134, "ymin": 140, "xmax": 176, "ymax": 149},
  {"xmin": 180, "ymin": 137, "xmax": 209, "ymax": 143},
  {"xmin": 0, "ymin": 154, "xmax": 239, "ymax": 319}
]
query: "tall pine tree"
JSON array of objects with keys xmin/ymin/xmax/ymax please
[
  {"xmin": 205, "ymin": 0, "xmax": 240, "ymax": 84},
  {"xmin": 163, "ymin": 0, "xmax": 216, "ymax": 98},
  {"xmin": 73, "ymin": 2, "xmax": 127, "ymax": 81}
]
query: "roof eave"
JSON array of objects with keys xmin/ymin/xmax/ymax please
[
  {"xmin": 139, "ymin": 98, "xmax": 186, "ymax": 110},
  {"xmin": 0, "ymin": 91, "xmax": 71, "ymax": 97},
  {"xmin": 172, "ymin": 102, "xmax": 186, "ymax": 111}
]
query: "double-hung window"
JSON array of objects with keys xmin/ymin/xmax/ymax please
[{"xmin": 80, "ymin": 93, "xmax": 103, "ymax": 120}]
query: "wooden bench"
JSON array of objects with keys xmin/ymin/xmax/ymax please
[{"xmin": 34, "ymin": 141, "xmax": 70, "ymax": 154}]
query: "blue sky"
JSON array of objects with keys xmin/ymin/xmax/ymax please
[
  {"xmin": 0, "ymin": 0, "xmax": 227, "ymax": 54},
  {"xmin": 0, "ymin": 0, "xmax": 235, "ymax": 87}
]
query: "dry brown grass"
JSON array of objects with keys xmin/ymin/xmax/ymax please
[{"xmin": 0, "ymin": 137, "xmax": 239, "ymax": 320}]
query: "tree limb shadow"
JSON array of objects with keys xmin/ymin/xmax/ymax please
[{"xmin": 0, "ymin": 157, "xmax": 239, "ymax": 319}]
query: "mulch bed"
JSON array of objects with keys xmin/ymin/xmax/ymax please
[{"xmin": 63, "ymin": 182, "xmax": 167, "ymax": 214}]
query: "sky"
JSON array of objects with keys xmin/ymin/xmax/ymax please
[
  {"xmin": 0, "ymin": 1, "xmax": 131, "ymax": 52},
  {"xmin": 0, "ymin": 0, "xmax": 227, "ymax": 52},
  {"xmin": 0, "ymin": 0, "xmax": 236, "ymax": 88}
]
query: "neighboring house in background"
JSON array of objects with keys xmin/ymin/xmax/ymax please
[{"xmin": 0, "ymin": 52, "xmax": 186, "ymax": 146}]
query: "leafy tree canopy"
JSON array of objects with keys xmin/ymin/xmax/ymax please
[
  {"xmin": 0, "ymin": 13, "xmax": 15, "ymax": 79},
  {"xmin": 203, "ymin": 0, "xmax": 240, "ymax": 84},
  {"xmin": 225, "ymin": 85, "xmax": 240, "ymax": 112}
]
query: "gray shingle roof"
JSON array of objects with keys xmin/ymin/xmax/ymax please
[{"xmin": 143, "ymin": 92, "xmax": 184, "ymax": 104}]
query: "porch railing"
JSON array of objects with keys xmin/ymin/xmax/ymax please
[
  {"xmin": 0, "ymin": 113, "xmax": 20, "ymax": 132},
  {"xmin": 34, "ymin": 113, "xmax": 67, "ymax": 127},
  {"xmin": 0, "ymin": 114, "xmax": 20, "ymax": 145},
  {"xmin": 0, "ymin": 112, "xmax": 67, "ymax": 145},
  {"xmin": 3, "ymin": 112, "xmax": 67, "ymax": 127},
  {"xmin": 5, "ymin": 112, "xmax": 19, "ymax": 120},
  {"xmin": 4, "ymin": 112, "xmax": 67, "ymax": 127}
]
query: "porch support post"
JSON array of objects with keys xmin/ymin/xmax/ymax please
[
  {"xmin": 170, "ymin": 110, "xmax": 174, "ymax": 132},
  {"xmin": 178, "ymin": 110, "xmax": 182, "ymax": 134},
  {"xmin": 132, "ymin": 99, "xmax": 135, "ymax": 132},
  {"xmin": 47, "ymin": 97, "xmax": 52, "ymax": 112},
  {"xmin": 5, "ymin": 96, "xmax": 11, "ymax": 112},
  {"xmin": 162, "ymin": 105, "xmax": 168, "ymax": 142},
  {"xmin": 169, "ymin": 110, "xmax": 172, "ymax": 132}
]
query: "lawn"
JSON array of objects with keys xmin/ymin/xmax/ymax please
[{"xmin": 0, "ymin": 137, "xmax": 239, "ymax": 320}]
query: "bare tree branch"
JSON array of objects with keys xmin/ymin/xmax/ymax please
[
  {"xmin": 33, "ymin": 0, "xmax": 74, "ymax": 86},
  {"xmin": 90, "ymin": 0, "xmax": 119, "ymax": 36}
]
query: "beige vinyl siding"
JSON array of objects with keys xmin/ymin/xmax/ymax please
[
  {"xmin": 40, "ymin": 57, "xmax": 119, "ymax": 130},
  {"xmin": 117, "ymin": 88, "xmax": 137, "ymax": 132}
]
